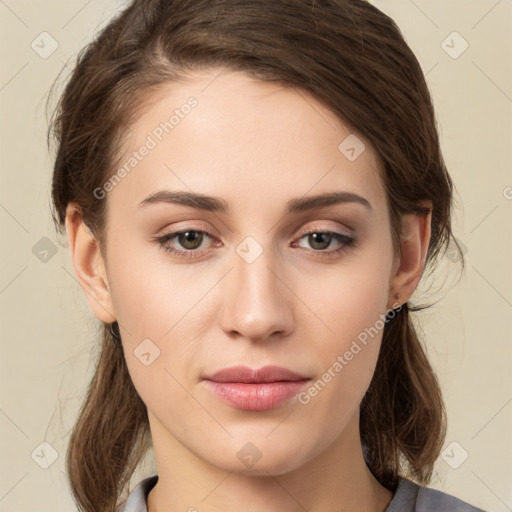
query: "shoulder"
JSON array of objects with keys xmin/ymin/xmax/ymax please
[
  {"xmin": 116, "ymin": 475, "xmax": 158, "ymax": 512},
  {"xmin": 386, "ymin": 477, "xmax": 487, "ymax": 512}
]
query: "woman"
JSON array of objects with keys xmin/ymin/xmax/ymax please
[{"xmin": 48, "ymin": 0, "xmax": 485, "ymax": 510}]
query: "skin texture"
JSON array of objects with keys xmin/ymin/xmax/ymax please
[{"xmin": 65, "ymin": 68, "xmax": 432, "ymax": 512}]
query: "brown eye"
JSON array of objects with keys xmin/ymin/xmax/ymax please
[
  {"xmin": 153, "ymin": 228, "xmax": 216, "ymax": 259},
  {"xmin": 305, "ymin": 232, "xmax": 333, "ymax": 250},
  {"xmin": 294, "ymin": 230, "xmax": 355, "ymax": 255},
  {"xmin": 177, "ymin": 231, "xmax": 204, "ymax": 250}
]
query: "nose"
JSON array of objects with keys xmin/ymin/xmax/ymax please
[{"xmin": 218, "ymin": 245, "xmax": 295, "ymax": 343}]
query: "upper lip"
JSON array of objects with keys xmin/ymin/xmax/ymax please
[{"xmin": 202, "ymin": 365, "xmax": 309, "ymax": 383}]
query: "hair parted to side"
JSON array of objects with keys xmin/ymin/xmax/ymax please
[{"xmin": 47, "ymin": 0, "xmax": 462, "ymax": 510}]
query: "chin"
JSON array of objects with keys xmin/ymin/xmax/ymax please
[{"xmin": 202, "ymin": 440, "xmax": 311, "ymax": 477}]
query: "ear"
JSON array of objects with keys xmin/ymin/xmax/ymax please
[
  {"xmin": 388, "ymin": 201, "xmax": 432, "ymax": 308},
  {"xmin": 65, "ymin": 203, "xmax": 116, "ymax": 323}
]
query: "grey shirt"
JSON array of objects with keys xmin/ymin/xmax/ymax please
[{"xmin": 116, "ymin": 475, "xmax": 486, "ymax": 511}]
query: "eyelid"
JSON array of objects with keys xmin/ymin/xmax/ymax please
[
  {"xmin": 155, "ymin": 219, "xmax": 353, "ymax": 244},
  {"xmin": 295, "ymin": 221, "xmax": 354, "ymax": 239},
  {"xmin": 155, "ymin": 221, "xmax": 220, "ymax": 239}
]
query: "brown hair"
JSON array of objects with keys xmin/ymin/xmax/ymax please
[{"xmin": 47, "ymin": 0, "xmax": 462, "ymax": 510}]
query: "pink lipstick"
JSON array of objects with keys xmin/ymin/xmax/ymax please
[{"xmin": 202, "ymin": 365, "xmax": 311, "ymax": 411}]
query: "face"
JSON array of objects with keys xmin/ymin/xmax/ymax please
[{"xmin": 100, "ymin": 68, "xmax": 400, "ymax": 475}]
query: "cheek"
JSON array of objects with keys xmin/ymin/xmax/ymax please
[
  {"xmin": 105, "ymin": 239, "xmax": 218, "ymax": 403},
  {"xmin": 106, "ymin": 234, "xmax": 212, "ymax": 341},
  {"xmin": 295, "ymin": 236, "xmax": 393, "ymax": 403},
  {"xmin": 295, "ymin": 238, "xmax": 393, "ymax": 344}
]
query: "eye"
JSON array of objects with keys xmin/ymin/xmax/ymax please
[
  {"xmin": 152, "ymin": 227, "xmax": 356, "ymax": 260},
  {"xmin": 292, "ymin": 229, "xmax": 356, "ymax": 257},
  {"xmin": 152, "ymin": 229, "xmax": 218, "ymax": 259}
]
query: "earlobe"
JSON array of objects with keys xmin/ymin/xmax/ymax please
[
  {"xmin": 65, "ymin": 203, "xmax": 116, "ymax": 323},
  {"xmin": 388, "ymin": 202, "xmax": 432, "ymax": 306}
]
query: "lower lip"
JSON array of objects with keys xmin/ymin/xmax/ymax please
[{"xmin": 202, "ymin": 379, "xmax": 311, "ymax": 411}]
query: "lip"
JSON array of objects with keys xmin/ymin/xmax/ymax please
[
  {"xmin": 202, "ymin": 365, "xmax": 311, "ymax": 411},
  {"xmin": 203, "ymin": 365, "xmax": 308, "ymax": 383}
]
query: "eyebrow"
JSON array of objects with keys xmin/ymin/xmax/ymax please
[{"xmin": 138, "ymin": 190, "xmax": 372, "ymax": 213}]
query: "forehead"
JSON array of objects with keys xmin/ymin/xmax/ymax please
[{"xmin": 107, "ymin": 68, "xmax": 387, "ymax": 219}]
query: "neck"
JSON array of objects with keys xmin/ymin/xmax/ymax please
[{"xmin": 147, "ymin": 413, "xmax": 394, "ymax": 512}]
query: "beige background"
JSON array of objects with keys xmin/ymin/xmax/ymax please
[{"xmin": 0, "ymin": 0, "xmax": 511, "ymax": 510}]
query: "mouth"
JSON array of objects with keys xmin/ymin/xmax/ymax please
[{"xmin": 201, "ymin": 365, "xmax": 312, "ymax": 411}]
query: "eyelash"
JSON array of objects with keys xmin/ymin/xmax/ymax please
[{"xmin": 152, "ymin": 227, "xmax": 356, "ymax": 260}]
